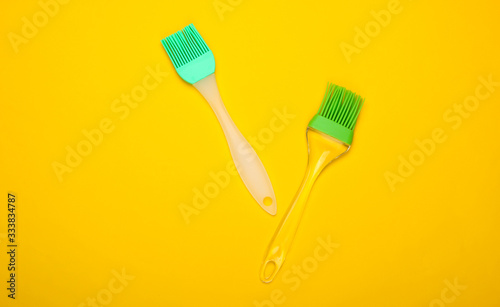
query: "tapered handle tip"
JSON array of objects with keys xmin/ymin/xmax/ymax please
[{"xmin": 258, "ymin": 195, "xmax": 277, "ymax": 215}]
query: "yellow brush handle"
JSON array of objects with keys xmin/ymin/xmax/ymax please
[{"xmin": 260, "ymin": 129, "xmax": 349, "ymax": 283}]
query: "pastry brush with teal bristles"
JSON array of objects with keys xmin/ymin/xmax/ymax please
[
  {"xmin": 260, "ymin": 83, "xmax": 364, "ymax": 282},
  {"xmin": 161, "ymin": 24, "xmax": 276, "ymax": 215}
]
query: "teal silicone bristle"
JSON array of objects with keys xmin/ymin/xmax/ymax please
[
  {"xmin": 308, "ymin": 83, "xmax": 364, "ymax": 145},
  {"xmin": 162, "ymin": 24, "xmax": 210, "ymax": 68},
  {"xmin": 161, "ymin": 24, "xmax": 215, "ymax": 84}
]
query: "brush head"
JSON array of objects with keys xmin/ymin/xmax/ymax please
[
  {"xmin": 161, "ymin": 24, "xmax": 215, "ymax": 84},
  {"xmin": 308, "ymin": 83, "xmax": 364, "ymax": 145}
]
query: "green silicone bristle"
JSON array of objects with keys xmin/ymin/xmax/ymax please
[
  {"xmin": 161, "ymin": 24, "xmax": 215, "ymax": 84},
  {"xmin": 308, "ymin": 83, "xmax": 364, "ymax": 145}
]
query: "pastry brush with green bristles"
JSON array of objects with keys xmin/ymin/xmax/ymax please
[
  {"xmin": 260, "ymin": 83, "xmax": 364, "ymax": 283},
  {"xmin": 161, "ymin": 24, "xmax": 277, "ymax": 215}
]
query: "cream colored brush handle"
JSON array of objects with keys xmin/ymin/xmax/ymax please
[{"xmin": 193, "ymin": 74, "xmax": 276, "ymax": 215}]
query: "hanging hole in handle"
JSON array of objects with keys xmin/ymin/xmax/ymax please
[
  {"xmin": 263, "ymin": 197, "xmax": 273, "ymax": 207},
  {"xmin": 260, "ymin": 260, "xmax": 278, "ymax": 283},
  {"xmin": 264, "ymin": 261, "xmax": 276, "ymax": 278}
]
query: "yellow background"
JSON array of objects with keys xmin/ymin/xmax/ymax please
[{"xmin": 1, "ymin": 0, "xmax": 499, "ymax": 306}]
